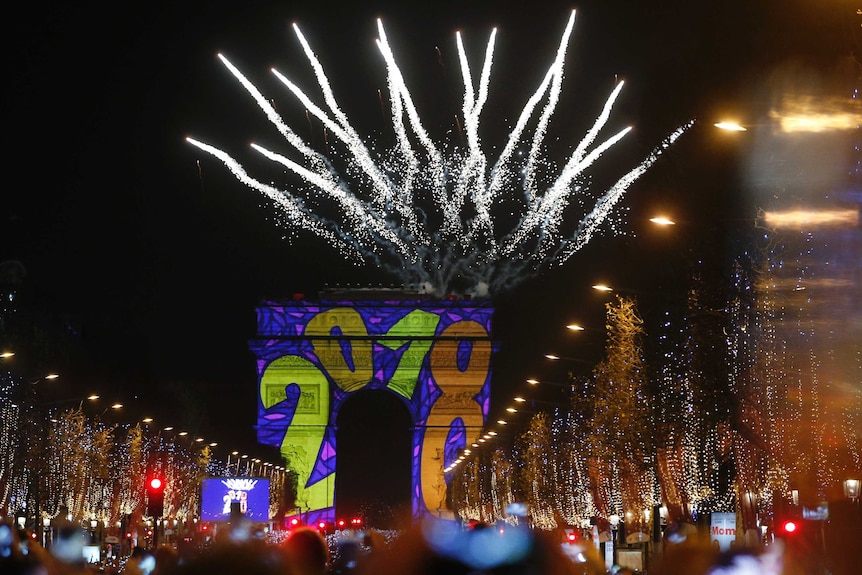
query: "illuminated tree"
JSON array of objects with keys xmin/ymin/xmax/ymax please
[
  {"xmin": 0, "ymin": 396, "xmax": 24, "ymax": 517},
  {"xmin": 517, "ymin": 410, "xmax": 556, "ymax": 529},
  {"xmin": 451, "ymin": 449, "xmax": 496, "ymax": 523},
  {"xmin": 585, "ymin": 295, "xmax": 656, "ymax": 533},
  {"xmin": 553, "ymin": 408, "xmax": 595, "ymax": 528}
]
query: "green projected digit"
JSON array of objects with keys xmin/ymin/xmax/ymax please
[
  {"xmin": 260, "ymin": 355, "xmax": 332, "ymax": 513},
  {"xmin": 379, "ymin": 309, "xmax": 441, "ymax": 398}
]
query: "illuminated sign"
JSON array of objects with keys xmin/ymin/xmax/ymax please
[
  {"xmin": 201, "ymin": 477, "xmax": 270, "ymax": 522},
  {"xmin": 253, "ymin": 299, "xmax": 494, "ymax": 524},
  {"xmin": 710, "ymin": 512, "xmax": 737, "ymax": 550}
]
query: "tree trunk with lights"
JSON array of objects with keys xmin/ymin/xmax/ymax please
[{"xmin": 586, "ymin": 295, "xmax": 655, "ymax": 535}]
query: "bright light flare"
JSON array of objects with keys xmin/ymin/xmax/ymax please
[
  {"xmin": 771, "ymin": 95, "xmax": 862, "ymax": 133},
  {"xmin": 714, "ymin": 121, "xmax": 747, "ymax": 131},
  {"xmin": 763, "ymin": 209, "xmax": 859, "ymax": 229}
]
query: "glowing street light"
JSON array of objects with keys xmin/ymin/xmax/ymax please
[
  {"xmin": 546, "ymin": 354, "xmax": 591, "ymax": 364},
  {"xmin": 714, "ymin": 121, "xmax": 747, "ymax": 131},
  {"xmin": 649, "ymin": 216, "xmax": 676, "ymax": 226},
  {"xmin": 592, "ymin": 284, "xmax": 613, "ymax": 292}
]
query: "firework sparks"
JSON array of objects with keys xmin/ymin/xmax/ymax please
[{"xmin": 187, "ymin": 10, "xmax": 691, "ymax": 296}]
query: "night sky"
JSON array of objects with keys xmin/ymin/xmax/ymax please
[{"xmin": 4, "ymin": 1, "xmax": 858, "ymax": 459}]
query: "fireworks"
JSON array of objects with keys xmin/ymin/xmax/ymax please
[{"xmin": 187, "ymin": 11, "xmax": 691, "ymax": 296}]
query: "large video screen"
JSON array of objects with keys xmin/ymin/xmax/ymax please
[{"xmin": 201, "ymin": 477, "xmax": 270, "ymax": 522}]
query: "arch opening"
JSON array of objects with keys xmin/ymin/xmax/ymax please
[{"xmin": 335, "ymin": 389, "xmax": 413, "ymax": 529}]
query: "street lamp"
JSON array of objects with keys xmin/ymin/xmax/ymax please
[
  {"xmin": 545, "ymin": 354, "xmax": 591, "ymax": 365},
  {"xmin": 649, "ymin": 216, "xmax": 676, "ymax": 226},
  {"xmin": 714, "ymin": 121, "xmax": 747, "ymax": 131}
]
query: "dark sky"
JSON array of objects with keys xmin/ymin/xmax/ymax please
[{"xmin": 4, "ymin": 1, "xmax": 857, "ymax": 458}]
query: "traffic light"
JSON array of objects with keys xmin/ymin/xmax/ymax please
[
  {"xmin": 779, "ymin": 519, "xmax": 799, "ymax": 535},
  {"xmin": 146, "ymin": 475, "xmax": 165, "ymax": 517}
]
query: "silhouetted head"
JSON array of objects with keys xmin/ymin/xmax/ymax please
[{"xmin": 284, "ymin": 527, "xmax": 329, "ymax": 575}]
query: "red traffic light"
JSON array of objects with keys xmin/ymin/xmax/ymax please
[
  {"xmin": 780, "ymin": 520, "xmax": 798, "ymax": 534},
  {"xmin": 146, "ymin": 474, "xmax": 165, "ymax": 517}
]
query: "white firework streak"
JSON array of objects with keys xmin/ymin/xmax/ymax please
[
  {"xmin": 193, "ymin": 55, "xmax": 405, "ymax": 259},
  {"xmin": 375, "ymin": 19, "xmax": 453, "ymax": 240},
  {"xmin": 453, "ymin": 28, "xmax": 495, "ymax": 246},
  {"xmin": 187, "ymin": 10, "xmax": 691, "ymax": 296},
  {"xmin": 185, "ymin": 138, "xmax": 363, "ymax": 261},
  {"xmin": 552, "ymin": 122, "xmax": 694, "ymax": 265},
  {"xmin": 522, "ymin": 11, "xmax": 577, "ymax": 205}
]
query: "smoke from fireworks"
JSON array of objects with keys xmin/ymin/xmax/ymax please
[{"xmin": 187, "ymin": 11, "xmax": 691, "ymax": 296}]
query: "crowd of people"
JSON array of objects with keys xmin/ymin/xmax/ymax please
[{"xmin": 0, "ymin": 514, "xmax": 837, "ymax": 575}]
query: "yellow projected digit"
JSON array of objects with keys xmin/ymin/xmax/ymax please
[{"xmin": 306, "ymin": 308, "xmax": 373, "ymax": 392}]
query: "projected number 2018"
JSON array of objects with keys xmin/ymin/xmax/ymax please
[{"xmin": 256, "ymin": 303, "xmax": 492, "ymax": 521}]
